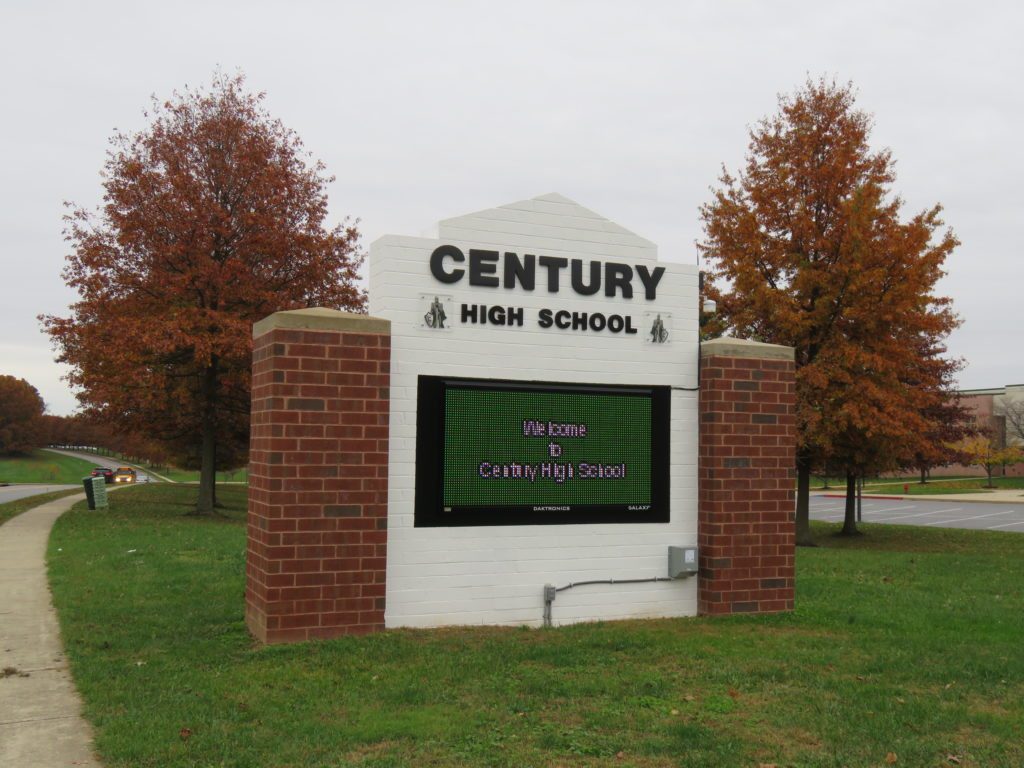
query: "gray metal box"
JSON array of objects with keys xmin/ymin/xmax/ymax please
[{"xmin": 668, "ymin": 546, "xmax": 699, "ymax": 578}]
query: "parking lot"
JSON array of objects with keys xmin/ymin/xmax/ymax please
[{"xmin": 810, "ymin": 494, "xmax": 1024, "ymax": 532}]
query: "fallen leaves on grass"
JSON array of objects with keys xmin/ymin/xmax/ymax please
[
  {"xmin": 179, "ymin": 727, "xmax": 192, "ymax": 742},
  {"xmin": 885, "ymin": 752, "xmax": 898, "ymax": 764}
]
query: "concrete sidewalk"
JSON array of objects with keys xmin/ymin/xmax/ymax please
[{"xmin": 0, "ymin": 492, "xmax": 99, "ymax": 767}]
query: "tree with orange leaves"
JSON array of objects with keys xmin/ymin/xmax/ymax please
[
  {"xmin": 0, "ymin": 376, "xmax": 46, "ymax": 455},
  {"xmin": 42, "ymin": 73, "xmax": 364, "ymax": 514},
  {"xmin": 699, "ymin": 78, "xmax": 961, "ymax": 541}
]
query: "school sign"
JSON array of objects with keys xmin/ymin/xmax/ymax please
[{"xmin": 245, "ymin": 194, "xmax": 796, "ymax": 643}]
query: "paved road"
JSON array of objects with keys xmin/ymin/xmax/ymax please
[
  {"xmin": 0, "ymin": 450, "xmax": 153, "ymax": 504},
  {"xmin": 44, "ymin": 448, "xmax": 155, "ymax": 483},
  {"xmin": 810, "ymin": 494, "xmax": 1024, "ymax": 532},
  {"xmin": 0, "ymin": 484, "xmax": 78, "ymax": 504}
]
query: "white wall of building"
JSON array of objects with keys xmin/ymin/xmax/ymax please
[{"xmin": 369, "ymin": 193, "xmax": 699, "ymax": 627}]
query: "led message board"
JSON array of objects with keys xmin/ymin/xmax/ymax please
[{"xmin": 415, "ymin": 377, "xmax": 670, "ymax": 526}]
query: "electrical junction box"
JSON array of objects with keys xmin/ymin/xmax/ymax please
[{"xmin": 668, "ymin": 546, "xmax": 698, "ymax": 578}]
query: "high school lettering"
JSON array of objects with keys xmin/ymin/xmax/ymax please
[{"xmin": 430, "ymin": 245, "xmax": 665, "ymax": 336}]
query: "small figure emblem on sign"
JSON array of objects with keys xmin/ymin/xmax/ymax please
[
  {"xmin": 650, "ymin": 314, "xmax": 669, "ymax": 344},
  {"xmin": 424, "ymin": 296, "xmax": 448, "ymax": 329}
]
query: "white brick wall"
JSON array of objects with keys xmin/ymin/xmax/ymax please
[{"xmin": 369, "ymin": 194, "xmax": 699, "ymax": 627}]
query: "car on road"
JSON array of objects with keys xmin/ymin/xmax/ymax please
[
  {"xmin": 90, "ymin": 467, "xmax": 114, "ymax": 484},
  {"xmin": 114, "ymin": 467, "xmax": 137, "ymax": 484}
]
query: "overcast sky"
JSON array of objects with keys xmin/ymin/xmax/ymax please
[{"xmin": 2, "ymin": 0, "xmax": 1021, "ymax": 415}]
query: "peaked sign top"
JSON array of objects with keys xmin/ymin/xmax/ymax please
[{"xmin": 435, "ymin": 193, "xmax": 658, "ymax": 263}]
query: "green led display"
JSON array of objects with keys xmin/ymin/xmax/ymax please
[{"xmin": 442, "ymin": 386, "xmax": 652, "ymax": 510}]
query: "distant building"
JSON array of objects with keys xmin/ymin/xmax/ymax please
[{"xmin": 931, "ymin": 384, "xmax": 1024, "ymax": 477}]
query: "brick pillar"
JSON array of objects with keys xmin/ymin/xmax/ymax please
[
  {"xmin": 698, "ymin": 337, "xmax": 796, "ymax": 615},
  {"xmin": 246, "ymin": 308, "xmax": 390, "ymax": 644}
]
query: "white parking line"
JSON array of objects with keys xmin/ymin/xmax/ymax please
[
  {"xmin": 987, "ymin": 519, "xmax": 1024, "ymax": 530},
  {"xmin": 849, "ymin": 505, "xmax": 918, "ymax": 517},
  {"xmin": 815, "ymin": 505, "xmax": 921, "ymax": 524},
  {"xmin": 811, "ymin": 499, "xmax": 1024, "ymax": 532},
  {"xmin": 923, "ymin": 510, "xmax": 1017, "ymax": 526},
  {"xmin": 875, "ymin": 507, "xmax": 961, "ymax": 522},
  {"xmin": 816, "ymin": 505, "xmax": 930, "ymax": 523}
]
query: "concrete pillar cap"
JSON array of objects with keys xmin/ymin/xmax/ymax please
[
  {"xmin": 700, "ymin": 336, "xmax": 794, "ymax": 361},
  {"xmin": 253, "ymin": 308, "xmax": 390, "ymax": 338}
]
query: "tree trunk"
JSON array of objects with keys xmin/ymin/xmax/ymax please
[
  {"xmin": 195, "ymin": 362, "xmax": 218, "ymax": 515},
  {"xmin": 841, "ymin": 472, "xmax": 859, "ymax": 535},
  {"xmin": 196, "ymin": 412, "xmax": 216, "ymax": 514},
  {"xmin": 920, "ymin": 466, "xmax": 927, "ymax": 484},
  {"xmin": 795, "ymin": 450, "xmax": 815, "ymax": 546}
]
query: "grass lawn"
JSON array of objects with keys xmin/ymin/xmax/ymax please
[
  {"xmin": 67, "ymin": 450, "xmax": 247, "ymax": 484},
  {"xmin": 0, "ymin": 488, "xmax": 81, "ymax": 527},
  {"xmin": 48, "ymin": 486, "xmax": 1024, "ymax": 767},
  {"xmin": 0, "ymin": 449, "xmax": 98, "ymax": 484},
  {"xmin": 863, "ymin": 477, "xmax": 1024, "ymax": 496},
  {"xmin": 157, "ymin": 465, "xmax": 248, "ymax": 484},
  {"xmin": 810, "ymin": 474, "xmax": 979, "ymax": 491}
]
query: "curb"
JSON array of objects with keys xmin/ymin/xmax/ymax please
[
  {"xmin": 908, "ymin": 495, "xmax": 1024, "ymax": 506},
  {"xmin": 819, "ymin": 493, "xmax": 1024, "ymax": 506},
  {"xmin": 822, "ymin": 494, "xmax": 905, "ymax": 501}
]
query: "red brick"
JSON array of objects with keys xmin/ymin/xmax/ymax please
[
  {"xmin": 699, "ymin": 348, "xmax": 795, "ymax": 618},
  {"xmin": 247, "ymin": 324, "xmax": 391, "ymax": 645}
]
